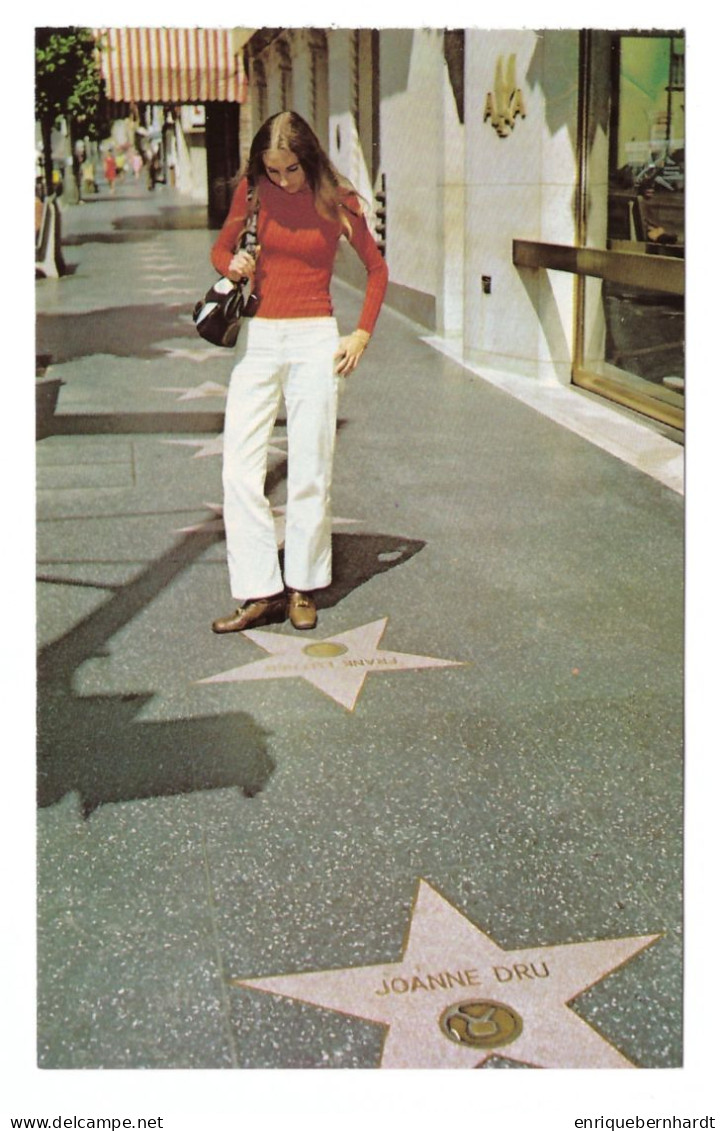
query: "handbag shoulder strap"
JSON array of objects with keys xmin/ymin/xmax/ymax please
[
  {"xmin": 234, "ymin": 186, "xmax": 259, "ymax": 252},
  {"xmin": 246, "ymin": 187, "xmax": 260, "ymax": 237}
]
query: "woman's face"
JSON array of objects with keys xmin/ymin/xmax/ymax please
[{"xmin": 262, "ymin": 148, "xmax": 307, "ymax": 194}]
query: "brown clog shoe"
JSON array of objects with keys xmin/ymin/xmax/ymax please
[
  {"xmin": 212, "ymin": 593, "xmax": 287, "ymax": 634},
  {"xmin": 287, "ymin": 590, "xmax": 318, "ymax": 630}
]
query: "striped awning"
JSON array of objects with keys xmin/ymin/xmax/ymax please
[{"xmin": 97, "ymin": 27, "xmax": 247, "ymax": 104}]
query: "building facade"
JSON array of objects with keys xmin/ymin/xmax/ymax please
[
  {"xmin": 96, "ymin": 27, "xmax": 252, "ymax": 216},
  {"xmin": 243, "ymin": 28, "xmax": 684, "ymax": 433}
]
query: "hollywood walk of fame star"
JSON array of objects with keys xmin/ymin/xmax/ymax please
[
  {"xmin": 177, "ymin": 502, "xmax": 224, "ymax": 534},
  {"xmin": 232, "ymin": 879, "xmax": 661, "ymax": 1068},
  {"xmin": 165, "ymin": 436, "xmax": 224, "ymax": 459},
  {"xmin": 177, "ymin": 502, "xmax": 356, "ymax": 543},
  {"xmin": 160, "ymin": 348, "xmax": 220, "ymax": 364},
  {"xmin": 198, "ymin": 618, "xmax": 464, "ymax": 711},
  {"xmin": 164, "ymin": 434, "xmax": 287, "ymax": 460},
  {"xmin": 138, "ymin": 248, "xmax": 176, "ymax": 259},
  {"xmin": 139, "ymin": 285, "xmax": 195, "ymax": 297},
  {"xmin": 142, "ymin": 271, "xmax": 190, "ymax": 281},
  {"xmin": 138, "ymin": 258, "xmax": 178, "ymax": 271},
  {"xmin": 154, "ymin": 381, "xmax": 228, "ymax": 401}
]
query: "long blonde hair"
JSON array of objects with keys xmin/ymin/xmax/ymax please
[{"xmin": 246, "ymin": 111, "xmax": 362, "ymax": 238}]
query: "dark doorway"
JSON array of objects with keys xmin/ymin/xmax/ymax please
[{"xmin": 205, "ymin": 101, "xmax": 241, "ymax": 226}]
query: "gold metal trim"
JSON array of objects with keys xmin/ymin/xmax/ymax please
[
  {"xmin": 303, "ymin": 642, "xmax": 349, "ymax": 658},
  {"xmin": 439, "ymin": 999, "xmax": 524, "ymax": 1050},
  {"xmin": 573, "ymin": 30, "xmax": 591, "ymax": 373},
  {"xmin": 513, "ymin": 237, "xmax": 684, "ymax": 431},
  {"xmin": 573, "ymin": 367, "xmax": 684, "ymax": 431},
  {"xmin": 565, "ymin": 31, "xmax": 683, "ymax": 433},
  {"xmin": 512, "ymin": 240, "xmax": 684, "ymax": 297}
]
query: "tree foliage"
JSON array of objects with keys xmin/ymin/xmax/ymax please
[
  {"xmin": 35, "ymin": 27, "xmax": 106, "ymax": 191},
  {"xmin": 35, "ymin": 27, "xmax": 103, "ymax": 124}
]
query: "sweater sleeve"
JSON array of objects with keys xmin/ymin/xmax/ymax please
[
  {"xmin": 211, "ymin": 177, "xmax": 250, "ymax": 277},
  {"xmin": 344, "ymin": 198, "xmax": 389, "ymax": 336}
]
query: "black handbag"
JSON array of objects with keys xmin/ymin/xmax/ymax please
[{"xmin": 193, "ymin": 197, "xmax": 259, "ymax": 348}]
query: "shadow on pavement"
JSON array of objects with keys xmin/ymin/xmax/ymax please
[
  {"xmin": 37, "ymin": 303, "xmax": 198, "ymax": 364},
  {"xmin": 37, "ymin": 527, "xmax": 275, "ymax": 816},
  {"xmin": 62, "ymin": 230, "xmax": 160, "ymax": 247},
  {"xmin": 37, "ymin": 688, "xmax": 274, "ymax": 817},
  {"xmin": 36, "ymin": 529, "xmax": 424, "ymax": 815},
  {"xmin": 113, "ymin": 206, "xmax": 211, "ymax": 230},
  {"xmin": 41, "ymin": 412, "xmax": 227, "ymax": 438},
  {"xmin": 36, "ymin": 386, "xmax": 424, "ymax": 814},
  {"xmin": 321, "ymin": 532, "xmax": 426, "ymax": 609}
]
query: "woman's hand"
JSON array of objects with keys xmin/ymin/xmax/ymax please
[
  {"xmin": 335, "ymin": 329, "xmax": 371, "ymax": 376},
  {"xmin": 227, "ymin": 247, "xmax": 258, "ymax": 283}
]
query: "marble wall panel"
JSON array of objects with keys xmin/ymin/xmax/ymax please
[
  {"xmin": 378, "ymin": 29, "xmax": 443, "ymax": 299},
  {"xmin": 463, "ymin": 182, "xmax": 543, "ymax": 374},
  {"xmin": 462, "ymin": 29, "xmax": 582, "ymax": 382}
]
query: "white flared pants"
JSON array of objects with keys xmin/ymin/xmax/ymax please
[{"xmin": 222, "ymin": 316, "xmax": 341, "ymax": 601}]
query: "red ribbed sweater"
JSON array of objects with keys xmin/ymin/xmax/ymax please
[{"xmin": 211, "ymin": 177, "xmax": 388, "ymax": 335}]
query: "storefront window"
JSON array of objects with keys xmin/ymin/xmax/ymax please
[{"xmin": 576, "ymin": 32, "xmax": 684, "ymax": 431}]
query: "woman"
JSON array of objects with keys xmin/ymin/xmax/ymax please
[
  {"xmin": 103, "ymin": 150, "xmax": 117, "ymax": 195},
  {"xmin": 210, "ymin": 111, "xmax": 388, "ymax": 634}
]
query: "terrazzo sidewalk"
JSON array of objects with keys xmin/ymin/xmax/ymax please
[{"xmin": 35, "ymin": 181, "xmax": 684, "ymax": 1073}]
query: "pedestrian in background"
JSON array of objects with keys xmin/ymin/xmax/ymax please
[
  {"xmin": 147, "ymin": 147, "xmax": 161, "ymax": 191},
  {"xmin": 210, "ymin": 110, "xmax": 388, "ymax": 635},
  {"xmin": 82, "ymin": 158, "xmax": 97, "ymax": 195},
  {"xmin": 72, "ymin": 141, "xmax": 85, "ymax": 201},
  {"xmin": 103, "ymin": 150, "xmax": 117, "ymax": 195}
]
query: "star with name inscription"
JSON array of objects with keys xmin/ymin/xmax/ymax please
[
  {"xmin": 165, "ymin": 436, "xmax": 225, "ymax": 459},
  {"xmin": 140, "ymin": 287, "xmax": 196, "ymax": 298},
  {"xmin": 177, "ymin": 502, "xmax": 357, "ymax": 542},
  {"xmin": 165, "ymin": 434, "xmax": 287, "ymax": 460},
  {"xmin": 232, "ymin": 880, "xmax": 660, "ymax": 1068},
  {"xmin": 154, "ymin": 380, "xmax": 228, "ymax": 401},
  {"xmin": 143, "ymin": 271, "xmax": 189, "ymax": 282},
  {"xmin": 199, "ymin": 618, "xmax": 463, "ymax": 711},
  {"xmin": 160, "ymin": 347, "xmax": 220, "ymax": 363}
]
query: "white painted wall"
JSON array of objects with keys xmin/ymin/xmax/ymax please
[
  {"xmin": 378, "ymin": 29, "xmax": 444, "ymax": 302},
  {"xmin": 280, "ymin": 27, "xmax": 588, "ymax": 381},
  {"xmin": 328, "ymin": 31, "xmax": 354, "ymax": 187},
  {"xmin": 463, "ymin": 29, "xmax": 581, "ymax": 383},
  {"xmin": 175, "ymin": 113, "xmax": 208, "ymax": 203},
  {"xmin": 440, "ymin": 44, "xmax": 465, "ymax": 340}
]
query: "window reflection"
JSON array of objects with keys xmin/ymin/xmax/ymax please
[
  {"xmin": 603, "ymin": 32, "xmax": 685, "ymax": 406},
  {"xmin": 610, "ymin": 35, "xmax": 684, "ymax": 252}
]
